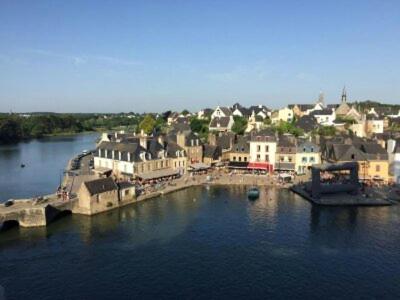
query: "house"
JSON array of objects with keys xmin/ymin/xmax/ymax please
[
  {"xmin": 77, "ymin": 177, "xmax": 119, "ymax": 215},
  {"xmin": 232, "ymin": 104, "xmax": 251, "ymax": 119},
  {"xmin": 249, "ymin": 105, "xmax": 270, "ymax": 119},
  {"xmin": 310, "ymin": 108, "xmax": 336, "ymax": 126},
  {"xmin": 229, "ymin": 135, "xmax": 250, "ymax": 163},
  {"xmin": 289, "ymin": 101, "xmax": 324, "ymax": 117},
  {"xmin": 324, "ymin": 139, "xmax": 390, "ymax": 182},
  {"xmin": 203, "ymin": 144, "xmax": 222, "ymax": 165},
  {"xmin": 271, "ymin": 107, "xmax": 294, "ymax": 124},
  {"xmin": 245, "ymin": 111, "xmax": 264, "ymax": 132},
  {"xmin": 209, "ymin": 116, "xmax": 234, "ymax": 132},
  {"xmin": 275, "ymin": 135, "xmax": 297, "ymax": 172},
  {"xmin": 366, "ymin": 114, "xmax": 384, "ymax": 135},
  {"xmin": 172, "ymin": 131, "xmax": 203, "ymax": 163},
  {"xmin": 197, "ymin": 108, "xmax": 213, "ymax": 120},
  {"xmin": 94, "ymin": 133, "xmax": 187, "ymax": 180},
  {"xmin": 248, "ymin": 130, "xmax": 277, "ymax": 172},
  {"xmin": 211, "ymin": 106, "xmax": 232, "ymax": 119},
  {"xmin": 295, "ymin": 140, "xmax": 321, "ymax": 175}
]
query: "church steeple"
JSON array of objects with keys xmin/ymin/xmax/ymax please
[{"xmin": 341, "ymin": 86, "xmax": 347, "ymax": 103}]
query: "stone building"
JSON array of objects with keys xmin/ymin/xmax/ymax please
[{"xmin": 77, "ymin": 177, "xmax": 119, "ymax": 215}]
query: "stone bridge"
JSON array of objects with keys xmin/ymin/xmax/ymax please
[{"xmin": 0, "ymin": 198, "xmax": 77, "ymax": 229}]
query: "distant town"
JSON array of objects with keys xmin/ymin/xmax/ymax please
[{"xmin": 1, "ymin": 87, "xmax": 400, "ymax": 223}]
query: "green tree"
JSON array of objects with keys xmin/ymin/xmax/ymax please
[
  {"xmin": 232, "ymin": 116, "xmax": 248, "ymax": 135},
  {"xmin": 317, "ymin": 126, "xmax": 336, "ymax": 136},
  {"xmin": 139, "ymin": 114, "xmax": 156, "ymax": 134}
]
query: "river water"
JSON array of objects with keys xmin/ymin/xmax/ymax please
[
  {"xmin": 1, "ymin": 136, "xmax": 400, "ymax": 299},
  {"xmin": 0, "ymin": 133, "xmax": 99, "ymax": 202}
]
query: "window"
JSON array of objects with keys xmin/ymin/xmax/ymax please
[
  {"xmin": 265, "ymin": 155, "xmax": 269, "ymax": 162},
  {"xmin": 351, "ymin": 154, "xmax": 355, "ymax": 160},
  {"xmin": 288, "ymin": 157, "xmax": 292, "ymax": 162},
  {"xmin": 233, "ymin": 156, "xmax": 236, "ymax": 161},
  {"xmin": 280, "ymin": 157, "xmax": 284, "ymax": 162},
  {"xmin": 125, "ymin": 190, "xmax": 129, "ymax": 196},
  {"xmin": 257, "ymin": 154, "xmax": 261, "ymax": 161},
  {"xmin": 302, "ymin": 157, "xmax": 307, "ymax": 163},
  {"xmin": 244, "ymin": 157, "xmax": 247, "ymax": 162},
  {"xmin": 376, "ymin": 165, "xmax": 380, "ymax": 172},
  {"xmin": 257, "ymin": 145, "xmax": 261, "ymax": 152},
  {"xmin": 239, "ymin": 157, "xmax": 242, "ymax": 162},
  {"xmin": 265, "ymin": 145, "xmax": 269, "ymax": 152},
  {"xmin": 310, "ymin": 157, "xmax": 315, "ymax": 163},
  {"xmin": 311, "ymin": 147, "xmax": 314, "ymax": 152}
]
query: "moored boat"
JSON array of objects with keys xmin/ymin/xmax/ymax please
[{"xmin": 247, "ymin": 187, "xmax": 260, "ymax": 200}]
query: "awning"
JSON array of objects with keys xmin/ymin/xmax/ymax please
[
  {"xmin": 189, "ymin": 163, "xmax": 211, "ymax": 171},
  {"xmin": 93, "ymin": 167, "xmax": 112, "ymax": 175},
  {"xmin": 248, "ymin": 162, "xmax": 273, "ymax": 170},
  {"xmin": 137, "ymin": 169, "xmax": 179, "ymax": 180},
  {"xmin": 228, "ymin": 161, "xmax": 249, "ymax": 169}
]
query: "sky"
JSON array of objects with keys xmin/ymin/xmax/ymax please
[{"xmin": 0, "ymin": 0, "xmax": 399, "ymax": 113}]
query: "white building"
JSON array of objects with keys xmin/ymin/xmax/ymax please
[
  {"xmin": 311, "ymin": 108, "xmax": 336, "ymax": 126},
  {"xmin": 248, "ymin": 132, "xmax": 277, "ymax": 172}
]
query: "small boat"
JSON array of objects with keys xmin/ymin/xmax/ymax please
[
  {"xmin": 20, "ymin": 164, "xmax": 25, "ymax": 168},
  {"xmin": 247, "ymin": 187, "xmax": 260, "ymax": 200}
]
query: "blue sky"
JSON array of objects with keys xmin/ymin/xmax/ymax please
[{"xmin": 0, "ymin": 0, "xmax": 399, "ymax": 113}]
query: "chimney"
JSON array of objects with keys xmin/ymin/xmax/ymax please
[
  {"xmin": 208, "ymin": 133, "xmax": 217, "ymax": 146},
  {"xmin": 176, "ymin": 132, "xmax": 186, "ymax": 148},
  {"xmin": 140, "ymin": 136, "xmax": 147, "ymax": 149}
]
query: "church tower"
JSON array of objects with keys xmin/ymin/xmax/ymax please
[{"xmin": 341, "ymin": 86, "xmax": 347, "ymax": 103}]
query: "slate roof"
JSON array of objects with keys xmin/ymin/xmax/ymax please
[
  {"xmin": 296, "ymin": 115, "xmax": 318, "ymax": 132},
  {"xmin": 218, "ymin": 106, "xmax": 232, "ymax": 116},
  {"xmin": 84, "ymin": 177, "xmax": 118, "ymax": 196},
  {"xmin": 172, "ymin": 123, "xmax": 191, "ymax": 132},
  {"xmin": 232, "ymin": 136, "xmax": 250, "ymax": 153},
  {"xmin": 210, "ymin": 117, "xmax": 231, "ymax": 128},
  {"xmin": 289, "ymin": 104, "xmax": 314, "ymax": 111},
  {"xmin": 203, "ymin": 144, "xmax": 222, "ymax": 159}
]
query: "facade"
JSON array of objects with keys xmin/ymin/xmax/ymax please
[
  {"xmin": 229, "ymin": 136, "xmax": 250, "ymax": 163},
  {"xmin": 275, "ymin": 136, "xmax": 297, "ymax": 172},
  {"xmin": 271, "ymin": 107, "xmax": 294, "ymax": 124},
  {"xmin": 174, "ymin": 132, "xmax": 203, "ymax": 163},
  {"xmin": 295, "ymin": 141, "xmax": 321, "ymax": 174},
  {"xmin": 366, "ymin": 115, "xmax": 384, "ymax": 135},
  {"xmin": 94, "ymin": 134, "xmax": 187, "ymax": 179},
  {"xmin": 324, "ymin": 140, "xmax": 390, "ymax": 182},
  {"xmin": 209, "ymin": 116, "xmax": 234, "ymax": 132},
  {"xmin": 77, "ymin": 177, "xmax": 119, "ymax": 215},
  {"xmin": 311, "ymin": 109, "xmax": 336, "ymax": 126},
  {"xmin": 249, "ymin": 131, "xmax": 276, "ymax": 172},
  {"xmin": 211, "ymin": 106, "xmax": 232, "ymax": 119}
]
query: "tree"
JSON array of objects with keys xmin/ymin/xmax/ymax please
[
  {"xmin": 274, "ymin": 121, "xmax": 303, "ymax": 137},
  {"xmin": 317, "ymin": 126, "xmax": 336, "ymax": 136},
  {"xmin": 232, "ymin": 116, "xmax": 248, "ymax": 135},
  {"xmin": 0, "ymin": 117, "xmax": 22, "ymax": 143},
  {"xmin": 139, "ymin": 114, "xmax": 156, "ymax": 134},
  {"xmin": 181, "ymin": 109, "xmax": 190, "ymax": 116}
]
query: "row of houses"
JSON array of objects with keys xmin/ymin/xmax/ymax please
[{"xmin": 167, "ymin": 88, "xmax": 399, "ymax": 139}]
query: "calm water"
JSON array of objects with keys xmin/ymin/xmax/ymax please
[
  {"xmin": 1, "ymin": 186, "xmax": 400, "ymax": 299},
  {"xmin": 0, "ymin": 133, "xmax": 98, "ymax": 202}
]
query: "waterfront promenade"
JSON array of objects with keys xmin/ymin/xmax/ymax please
[{"xmin": 1, "ymin": 165, "xmax": 399, "ymax": 228}]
